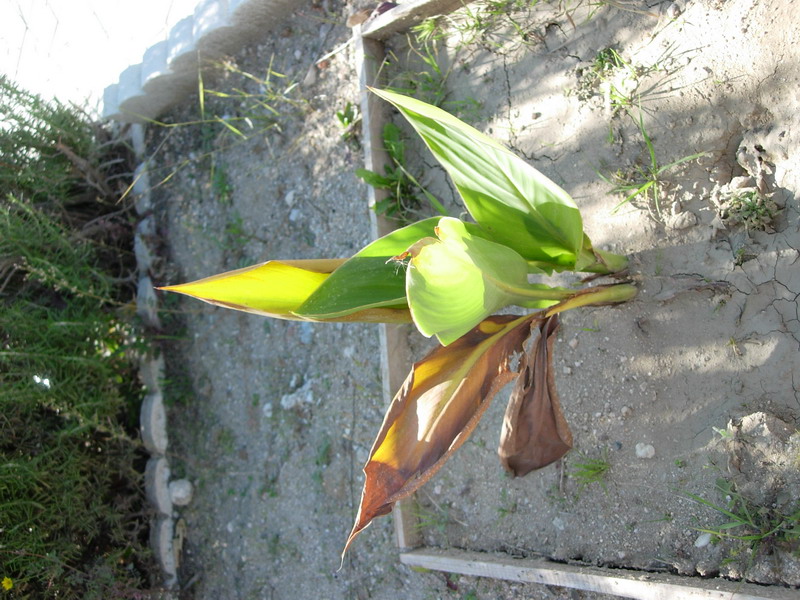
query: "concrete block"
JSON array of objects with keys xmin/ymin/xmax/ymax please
[
  {"xmin": 167, "ymin": 16, "xmax": 198, "ymax": 74},
  {"xmin": 194, "ymin": 0, "xmax": 238, "ymax": 60},
  {"xmin": 118, "ymin": 64, "xmax": 144, "ymax": 103},
  {"xmin": 101, "ymin": 83, "xmax": 120, "ymax": 120},
  {"xmin": 136, "ymin": 275, "xmax": 161, "ymax": 328},
  {"xmin": 141, "ymin": 391, "xmax": 168, "ymax": 454},
  {"xmin": 134, "ymin": 232, "xmax": 154, "ymax": 274},
  {"xmin": 130, "ymin": 124, "xmax": 146, "ymax": 158},
  {"xmin": 145, "ymin": 456, "xmax": 172, "ymax": 515},
  {"xmin": 150, "ymin": 516, "xmax": 178, "ymax": 584},
  {"xmin": 133, "ymin": 162, "xmax": 151, "ymax": 197},
  {"xmin": 139, "ymin": 353, "xmax": 165, "ymax": 392},
  {"xmin": 142, "ymin": 40, "xmax": 169, "ymax": 88},
  {"xmin": 229, "ymin": 0, "xmax": 298, "ymax": 42}
]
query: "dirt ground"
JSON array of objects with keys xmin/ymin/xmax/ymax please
[{"xmin": 146, "ymin": 1, "xmax": 800, "ymax": 598}]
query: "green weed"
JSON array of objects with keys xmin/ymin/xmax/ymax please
[
  {"xmin": 497, "ymin": 487, "xmax": 517, "ymax": 517},
  {"xmin": 335, "ymin": 101, "xmax": 361, "ymax": 145},
  {"xmin": 600, "ymin": 111, "xmax": 705, "ymax": 218},
  {"xmin": 570, "ymin": 450, "xmax": 611, "ymax": 491},
  {"xmin": 687, "ymin": 478, "xmax": 800, "ymax": 560},
  {"xmin": 718, "ymin": 188, "xmax": 778, "ymax": 231},
  {"xmin": 412, "ymin": 502, "xmax": 453, "ymax": 536},
  {"xmin": 356, "ymin": 122, "xmax": 447, "ymax": 223}
]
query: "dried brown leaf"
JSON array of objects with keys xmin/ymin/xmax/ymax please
[
  {"xmin": 498, "ymin": 314, "xmax": 572, "ymax": 477},
  {"xmin": 343, "ymin": 313, "xmax": 539, "ymax": 556}
]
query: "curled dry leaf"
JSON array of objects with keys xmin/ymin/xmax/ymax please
[
  {"xmin": 498, "ymin": 315, "xmax": 573, "ymax": 477},
  {"xmin": 343, "ymin": 313, "xmax": 539, "ymax": 557}
]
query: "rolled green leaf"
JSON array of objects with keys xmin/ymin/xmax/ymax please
[
  {"xmin": 405, "ymin": 218, "xmax": 573, "ymax": 345},
  {"xmin": 296, "ymin": 218, "xmax": 440, "ymax": 319}
]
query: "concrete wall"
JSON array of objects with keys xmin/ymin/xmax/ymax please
[{"xmin": 103, "ymin": 0, "xmax": 302, "ymax": 123}]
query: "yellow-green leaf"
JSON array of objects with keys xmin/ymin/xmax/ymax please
[{"xmin": 158, "ymin": 259, "xmax": 411, "ymax": 323}]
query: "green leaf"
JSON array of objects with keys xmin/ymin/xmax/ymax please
[
  {"xmin": 158, "ymin": 259, "xmax": 410, "ymax": 323},
  {"xmin": 296, "ymin": 218, "xmax": 439, "ymax": 320},
  {"xmin": 371, "ymin": 88, "xmax": 584, "ymax": 268},
  {"xmin": 355, "ymin": 168, "xmax": 393, "ymax": 188},
  {"xmin": 404, "ymin": 218, "xmax": 572, "ymax": 345}
]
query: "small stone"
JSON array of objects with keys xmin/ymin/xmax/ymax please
[
  {"xmin": 289, "ymin": 208, "xmax": 302, "ymax": 222},
  {"xmin": 552, "ymin": 517, "xmax": 565, "ymax": 531},
  {"xmin": 169, "ymin": 479, "xmax": 194, "ymax": 506},
  {"xmin": 621, "ymin": 406, "xmax": 632, "ymax": 418},
  {"xmin": 302, "ymin": 64, "xmax": 317, "ymax": 86},
  {"xmin": 568, "ymin": 338, "xmax": 579, "ymax": 350},
  {"xmin": 666, "ymin": 3, "xmax": 681, "ymax": 18},
  {"xmin": 262, "ymin": 402, "xmax": 273, "ymax": 419},
  {"xmin": 617, "ymin": 551, "xmax": 627, "ymax": 560},
  {"xmin": 280, "ymin": 380, "xmax": 314, "ymax": 410},
  {"xmin": 562, "ymin": 366, "xmax": 572, "ymax": 375},
  {"xmin": 635, "ymin": 443, "xmax": 656, "ymax": 459},
  {"xmin": 284, "ymin": 190, "xmax": 296, "ymax": 207},
  {"xmin": 666, "ymin": 211, "xmax": 697, "ymax": 230},
  {"xmin": 298, "ymin": 322, "xmax": 314, "ymax": 345},
  {"xmin": 694, "ymin": 532, "xmax": 713, "ymax": 548}
]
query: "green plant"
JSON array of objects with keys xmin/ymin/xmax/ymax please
[
  {"xmin": 718, "ymin": 188, "xmax": 778, "ymax": 231},
  {"xmin": 356, "ymin": 122, "xmax": 447, "ymax": 222},
  {"xmin": 574, "ymin": 45, "xmax": 680, "ymax": 117},
  {"xmin": 571, "ymin": 451, "xmax": 611, "ymax": 491},
  {"xmin": 687, "ymin": 478, "xmax": 800, "ymax": 561},
  {"xmin": 600, "ymin": 111, "xmax": 706, "ymax": 217},
  {"xmin": 160, "ymin": 90, "xmax": 636, "ymax": 557},
  {"xmin": 1, "ymin": 81, "xmax": 151, "ymax": 598},
  {"xmin": 497, "ymin": 487, "xmax": 518, "ymax": 517},
  {"xmin": 336, "ymin": 101, "xmax": 362, "ymax": 145}
]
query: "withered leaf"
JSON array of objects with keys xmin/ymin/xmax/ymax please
[
  {"xmin": 343, "ymin": 313, "xmax": 539, "ymax": 557},
  {"xmin": 498, "ymin": 314, "xmax": 573, "ymax": 477}
]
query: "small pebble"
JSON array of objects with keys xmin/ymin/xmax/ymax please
[
  {"xmin": 621, "ymin": 406, "xmax": 632, "ymax": 418},
  {"xmin": 635, "ymin": 443, "xmax": 656, "ymax": 459},
  {"xmin": 666, "ymin": 2, "xmax": 681, "ymax": 18},
  {"xmin": 562, "ymin": 366, "xmax": 572, "ymax": 375},
  {"xmin": 552, "ymin": 517, "xmax": 565, "ymax": 531},
  {"xmin": 568, "ymin": 338, "xmax": 579, "ymax": 350},
  {"xmin": 169, "ymin": 479, "xmax": 194, "ymax": 506},
  {"xmin": 694, "ymin": 532, "xmax": 713, "ymax": 548}
]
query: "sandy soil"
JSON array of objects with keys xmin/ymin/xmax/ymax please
[{"xmin": 146, "ymin": 1, "xmax": 800, "ymax": 598}]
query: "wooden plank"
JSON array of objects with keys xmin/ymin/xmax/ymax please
[
  {"xmin": 401, "ymin": 548, "xmax": 797, "ymax": 600},
  {"xmin": 352, "ymin": 24, "xmax": 421, "ymax": 551},
  {"xmin": 362, "ymin": 0, "xmax": 478, "ymax": 41}
]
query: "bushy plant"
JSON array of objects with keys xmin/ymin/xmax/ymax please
[{"xmin": 1, "ymin": 81, "xmax": 152, "ymax": 598}]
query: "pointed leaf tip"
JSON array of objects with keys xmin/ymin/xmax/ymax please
[{"xmin": 344, "ymin": 313, "xmax": 540, "ymax": 555}]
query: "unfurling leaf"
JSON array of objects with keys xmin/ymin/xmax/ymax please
[
  {"xmin": 343, "ymin": 313, "xmax": 540, "ymax": 557},
  {"xmin": 403, "ymin": 217, "xmax": 573, "ymax": 345},
  {"xmin": 498, "ymin": 315, "xmax": 572, "ymax": 477},
  {"xmin": 158, "ymin": 259, "xmax": 410, "ymax": 323}
]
